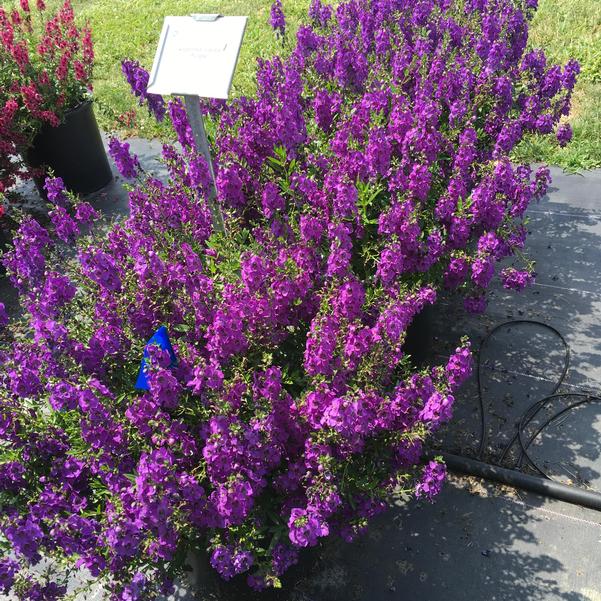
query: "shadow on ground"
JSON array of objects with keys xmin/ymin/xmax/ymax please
[{"xmin": 183, "ymin": 477, "xmax": 598, "ymax": 601}]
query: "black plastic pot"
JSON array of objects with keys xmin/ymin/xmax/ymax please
[
  {"xmin": 404, "ymin": 302, "xmax": 436, "ymax": 365},
  {"xmin": 27, "ymin": 100, "xmax": 112, "ymax": 198},
  {"xmin": 0, "ymin": 221, "xmax": 13, "ymax": 277},
  {"xmin": 186, "ymin": 544, "xmax": 321, "ymax": 600}
]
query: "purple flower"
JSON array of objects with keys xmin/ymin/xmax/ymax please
[
  {"xmin": 19, "ymin": 581, "xmax": 67, "ymax": 601},
  {"xmin": 43, "ymin": 176, "xmax": 67, "ymax": 205},
  {"xmin": 288, "ymin": 508, "xmax": 329, "ymax": 547},
  {"xmin": 300, "ymin": 214, "xmax": 324, "ymax": 243},
  {"xmin": 187, "ymin": 153, "xmax": 212, "ymax": 192},
  {"xmin": 79, "ymin": 247, "xmax": 121, "ymax": 292},
  {"xmin": 444, "ymin": 257, "xmax": 468, "ymax": 289},
  {"xmin": 395, "ymin": 439, "xmax": 423, "ymax": 467},
  {"xmin": 0, "ymin": 461, "xmax": 25, "ymax": 491},
  {"xmin": 122, "ymin": 572, "xmax": 147, "ymax": 601},
  {"xmin": 562, "ymin": 59, "xmax": 580, "ymax": 90},
  {"xmin": 464, "ymin": 295, "xmax": 487, "ymax": 314},
  {"xmin": 0, "ymin": 0, "xmax": 580, "ymax": 594},
  {"xmin": 4, "ymin": 518, "xmax": 44, "ymax": 561},
  {"xmin": 477, "ymin": 232, "xmax": 502, "ymax": 257},
  {"xmin": 109, "ymin": 137, "xmax": 141, "ymax": 180},
  {"xmin": 121, "ymin": 59, "xmax": 165, "ymax": 121},
  {"xmin": 309, "ymin": 0, "xmax": 332, "ymax": 26},
  {"xmin": 0, "ymin": 303, "xmax": 8, "ymax": 328},
  {"xmin": 241, "ymin": 254, "xmax": 268, "ymax": 293},
  {"xmin": 216, "ymin": 165, "xmax": 246, "ymax": 209},
  {"xmin": 313, "ymin": 89, "xmax": 340, "ymax": 132},
  {"xmin": 366, "ymin": 128, "xmax": 392, "ymax": 177},
  {"xmin": 48, "ymin": 381, "xmax": 79, "ymax": 411},
  {"xmin": 471, "ymin": 256, "xmax": 495, "ymax": 288},
  {"xmin": 0, "ymin": 557, "xmax": 18, "ymax": 594},
  {"xmin": 500, "ymin": 267, "xmax": 535, "ymax": 291},
  {"xmin": 271, "ymin": 543, "xmax": 299, "ymax": 575},
  {"xmin": 261, "ymin": 182, "xmax": 285, "ymax": 217},
  {"xmin": 446, "ymin": 343, "xmax": 473, "ymax": 390},
  {"xmin": 556, "ymin": 123, "xmax": 573, "ymax": 147},
  {"xmin": 409, "ymin": 163, "xmax": 432, "ymax": 201},
  {"xmin": 148, "ymin": 367, "xmax": 181, "ymax": 410},
  {"xmin": 49, "ymin": 206, "xmax": 79, "ymax": 243},
  {"xmin": 415, "ymin": 460, "xmax": 446, "ymax": 500},
  {"xmin": 210, "ymin": 545, "xmax": 253, "ymax": 580},
  {"xmin": 270, "ymin": 0, "xmax": 286, "ymax": 38},
  {"xmin": 418, "ymin": 391, "xmax": 455, "ymax": 429},
  {"xmin": 495, "ymin": 120, "xmax": 522, "ymax": 155},
  {"xmin": 233, "ymin": 549, "xmax": 253, "ymax": 573},
  {"xmin": 168, "ymin": 99, "xmax": 195, "ymax": 149},
  {"xmin": 206, "ymin": 309, "xmax": 247, "ymax": 361},
  {"xmin": 75, "ymin": 202, "xmax": 99, "ymax": 226}
]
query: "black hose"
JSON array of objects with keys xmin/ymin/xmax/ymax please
[
  {"xmin": 435, "ymin": 452, "xmax": 601, "ymax": 512},
  {"xmin": 514, "ymin": 393, "xmax": 601, "ymax": 477},
  {"xmin": 439, "ymin": 319, "xmax": 601, "ymax": 510},
  {"xmin": 477, "ymin": 320, "xmax": 570, "ymax": 469}
]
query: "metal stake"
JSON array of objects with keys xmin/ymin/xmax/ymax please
[{"xmin": 183, "ymin": 94, "xmax": 224, "ymax": 233}]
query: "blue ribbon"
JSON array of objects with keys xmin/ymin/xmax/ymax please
[{"xmin": 135, "ymin": 326, "xmax": 177, "ymax": 391}]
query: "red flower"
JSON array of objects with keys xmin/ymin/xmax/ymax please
[
  {"xmin": 21, "ymin": 83, "xmax": 43, "ymax": 112},
  {"xmin": 0, "ymin": 0, "xmax": 95, "ymax": 193},
  {"xmin": 74, "ymin": 61, "xmax": 86, "ymax": 81},
  {"xmin": 3, "ymin": 99, "xmax": 19, "ymax": 120},
  {"xmin": 1, "ymin": 20, "xmax": 15, "ymax": 50},
  {"xmin": 58, "ymin": 0, "xmax": 74, "ymax": 25},
  {"xmin": 40, "ymin": 110, "xmax": 60, "ymax": 127},
  {"xmin": 82, "ymin": 27, "xmax": 93, "ymax": 62},
  {"xmin": 55, "ymin": 52, "xmax": 70, "ymax": 80},
  {"xmin": 11, "ymin": 40, "xmax": 30, "ymax": 71},
  {"xmin": 38, "ymin": 70, "xmax": 50, "ymax": 87},
  {"xmin": 45, "ymin": 16, "xmax": 59, "ymax": 35},
  {"xmin": 36, "ymin": 38, "xmax": 51, "ymax": 57}
]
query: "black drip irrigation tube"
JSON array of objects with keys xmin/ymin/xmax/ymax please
[
  {"xmin": 435, "ymin": 452, "xmax": 601, "ymax": 512},
  {"xmin": 434, "ymin": 319, "xmax": 601, "ymax": 512}
]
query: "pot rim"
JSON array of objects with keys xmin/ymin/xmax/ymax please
[
  {"xmin": 62, "ymin": 97, "xmax": 93, "ymax": 118},
  {"xmin": 32, "ymin": 97, "xmax": 94, "ymax": 139}
]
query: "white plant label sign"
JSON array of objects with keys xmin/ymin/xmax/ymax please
[{"xmin": 147, "ymin": 15, "xmax": 248, "ymax": 99}]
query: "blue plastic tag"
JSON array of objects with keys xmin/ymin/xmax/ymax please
[{"xmin": 135, "ymin": 326, "xmax": 178, "ymax": 390}]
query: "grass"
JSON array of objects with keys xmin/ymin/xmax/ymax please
[
  {"xmin": 5, "ymin": 0, "xmax": 601, "ymax": 169},
  {"xmin": 73, "ymin": 0, "xmax": 313, "ymax": 139},
  {"xmin": 512, "ymin": 0, "xmax": 601, "ymax": 170}
]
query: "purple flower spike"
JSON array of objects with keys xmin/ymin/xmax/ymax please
[
  {"xmin": 0, "ymin": 303, "xmax": 8, "ymax": 328},
  {"xmin": 43, "ymin": 176, "xmax": 67, "ymax": 206},
  {"xmin": 415, "ymin": 461, "xmax": 447, "ymax": 501},
  {"xmin": 270, "ymin": 0, "xmax": 286, "ymax": 38},
  {"xmin": 121, "ymin": 59, "xmax": 166, "ymax": 122},
  {"xmin": 109, "ymin": 137, "xmax": 141, "ymax": 180},
  {"xmin": 556, "ymin": 123, "xmax": 573, "ymax": 147}
]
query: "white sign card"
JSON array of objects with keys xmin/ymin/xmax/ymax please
[{"xmin": 147, "ymin": 15, "xmax": 248, "ymax": 99}]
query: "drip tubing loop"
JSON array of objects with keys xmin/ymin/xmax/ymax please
[{"xmin": 473, "ymin": 319, "xmax": 601, "ymax": 484}]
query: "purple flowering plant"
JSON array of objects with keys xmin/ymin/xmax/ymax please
[
  {"xmin": 0, "ymin": 0, "xmax": 578, "ymax": 598},
  {"xmin": 270, "ymin": 0, "xmax": 287, "ymax": 40}
]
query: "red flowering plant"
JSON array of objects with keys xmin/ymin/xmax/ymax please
[{"xmin": 0, "ymin": 0, "xmax": 94, "ymax": 197}]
